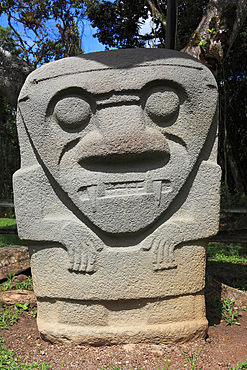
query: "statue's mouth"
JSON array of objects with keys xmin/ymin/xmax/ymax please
[{"xmin": 78, "ymin": 179, "xmax": 172, "ymax": 210}]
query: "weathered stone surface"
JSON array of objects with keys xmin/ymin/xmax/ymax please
[
  {"xmin": 13, "ymin": 49, "xmax": 221, "ymax": 345},
  {"xmin": 0, "ymin": 289, "xmax": 36, "ymax": 305},
  {"xmin": 221, "ymin": 284, "xmax": 247, "ymax": 305},
  {"xmin": 0, "ymin": 245, "xmax": 30, "ymax": 280}
]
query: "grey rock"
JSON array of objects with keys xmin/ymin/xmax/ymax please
[
  {"xmin": 13, "ymin": 49, "xmax": 221, "ymax": 345},
  {"xmin": 0, "ymin": 245, "xmax": 30, "ymax": 280}
]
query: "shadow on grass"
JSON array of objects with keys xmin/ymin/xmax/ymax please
[{"xmin": 205, "ymin": 258, "xmax": 247, "ymax": 326}]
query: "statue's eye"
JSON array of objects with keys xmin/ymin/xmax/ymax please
[
  {"xmin": 54, "ymin": 96, "xmax": 91, "ymax": 129},
  {"xmin": 145, "ymin": 89, "xmax": 179, "ymax": 123}
]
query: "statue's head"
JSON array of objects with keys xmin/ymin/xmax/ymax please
[{"xmin": 18, "ymin": 49, "xmax": 217, "ymax": 234}]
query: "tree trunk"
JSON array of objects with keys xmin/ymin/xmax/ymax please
[
  {"xmin": 183, "ymin": 0, "xmax": 247, "ymax": 71},
  {"xmin": 227, "ymin": 144, "xmax": 245, "ymax": 193},
  {"xmin": 0, "ymin": 48, "xmax": 33, "ymax": 108}
]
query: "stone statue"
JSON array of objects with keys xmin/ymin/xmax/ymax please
[{"xmin": 14, "ymin": 49, "xmax": 221, "ymax": 344}]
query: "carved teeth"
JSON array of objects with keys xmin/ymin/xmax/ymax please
[
  {"xmin": 104, "ymin": 181, "xmax": 145, "ymax": 196},
  {"xmin": 97, "ymin": 182, "xmax": 105, "ymax": 197},
  {"xmin": 78, "ymin": 180, "xmax": 172, "ymax": 208},
  {"xmin": 87, "ymin": 185, "xmax": 97, "ymax": 212},
  {"xmin": 145, "ymin": 172, "xmax": 153, "ymax": 193},
  {"xmin": 153, "ymin": 180, "xmax": 162, "ymax": 205}
]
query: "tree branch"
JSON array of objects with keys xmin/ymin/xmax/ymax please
[
  {"xmin": 7, "ymin": 12, "xmax": 30, "ymax": 65},
  {"xmin": 0, "ymin": 48, "xmax": 34, "ymax": 108},
  {"xmin": 183, "ymin": 0, "xmax": 247, "ymax": 70},
  {"xmin": 145, "ymin": 0, "xmax": 166, "ymax": 29}
]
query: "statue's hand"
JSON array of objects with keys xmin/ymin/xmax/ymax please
[{"xmin": 61, "ymin": 223, "xmax": 103, "ymax": 273}]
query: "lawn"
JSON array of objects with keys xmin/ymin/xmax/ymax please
[{"xmin": 0, "ymin": 218, "xmax": 26, "ymax": 248}]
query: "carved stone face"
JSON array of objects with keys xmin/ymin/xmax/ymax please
[{"xmin": 18, "ymin": 49, "xmax": 218, "ymax": 234}]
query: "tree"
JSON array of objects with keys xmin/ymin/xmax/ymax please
[
  {"xmin": 85, "ymin": 0, "xmax": 151, "ymax": 48},
  {"xmin": 1, "ymin": 0, "xmax": 247, "ymax": 106},
  {"xmin": 85, "ymin": 0, "xmax": 209, "ymax": 49},
  {"xmin": 0, "ymin": 0, "xmax": 83, "ymax": 107},
  {"xmin": 0, "ymin": 93, "xmax": 19, "ymax": 200},
  {"xmin": 82, "ymin": 0, "xmax": 247, "ymax": 194},
  {"xmin": 183, "ymin": 0, "xmax": 247, "ymax": 72},
  {"xmin": 0, "ymin": 0, "xmax": 247, "ymax": 194},
  {"xmin": 217, "ymin": 18, "xmax": 247, "ymax": 193}
]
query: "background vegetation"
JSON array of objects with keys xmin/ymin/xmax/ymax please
[{"xmin": 0, "ymin": 0, "xmax": 246, "ymax": 202}]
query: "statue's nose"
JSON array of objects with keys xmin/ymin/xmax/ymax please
[{"xmin": 77, "ymin": 105, "xmax": 170, "ymax": 165}]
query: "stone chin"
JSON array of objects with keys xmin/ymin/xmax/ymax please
[
  {"xmin": 58, "ymin": 136, "xmax": 190, "ymax": 235},
  {"xmin": 74, "ymin": 178, "xmax": 173, "ymax": 234}
]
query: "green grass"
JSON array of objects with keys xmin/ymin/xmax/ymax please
[
  {"xmin": 0, "ymin": 218, "xmax": 17, "ymax": 228},
  {"xmin": 221, "ymin": 298, "xmax": 243, "ymax": 326},
  {"xmin": 0, "ymin": 218, "xmax": 26, "ymax": 248},
  {"xmin": 230, "ymin": 359, "xmax": 247, "ymax": 369},
  {"xmin": 0, "ymin": 234, "xmax": 26, "ymax": 248},
  {"xmin": 0, "ymin": 305, "xmax": 22, "ymax": 330},
  {"xmin": 0, "ymin": 273, "xmax": 33, "ymax": 292},
  {"xmin": 207, "ymin": 242, "xmax": 247, "ymax": 265},
  {"xmin": 207, "ymin": 242, "xmax": 247, "ymax": 291}
]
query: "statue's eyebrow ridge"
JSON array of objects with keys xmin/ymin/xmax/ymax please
[
  {"xmin": 96, "ymin": 92, "xmax": 140, "ymax": 107},
  {"xmin": 96, "ymin": 91, "xmax": 140, "ymax": 106}
]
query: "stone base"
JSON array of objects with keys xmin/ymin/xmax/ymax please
[
  {"xmin": 37, "ymin": 292, "xmax": 208, "ymax": 345},
  {"xmin": 39, "ymin": 319, "xmax": 208, "ymax": 346}
]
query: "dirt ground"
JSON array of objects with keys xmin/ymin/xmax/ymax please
[
  {"xmin": 2, "ymin": 291, "xmax": 247, "ymax": 370},
  {"xmin": 2, "ymin": 254, "xmax": 247, "ymax": 370}
]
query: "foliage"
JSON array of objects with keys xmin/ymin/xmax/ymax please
[
  {"xmin": 0, "ymin": 1, "xmax": 84, "ymax": 199},
  {"xmin": 0, "ymin": 95, "xmax": 19, "ymax": 200},
  {"xmin": 29, "ymin": 309, "xmax": 37, "ymax": 318},
  {"xmin": 230, "ymin": 359, "xmax": 247, "ymax": 370},
  {"xmin": 0, "ymin": 305, "xmax": 22, "ymax": 330},
  {"xmin": 15, "ymin": 302, "xmax": 29, "ymax": 311},
  {"xmin": 0, "ymin": 219, "xmax": 25, "ymax": 248},
  {"xmin": 0, "ymin": 0, "xmax": 84, "ymax": 67},
  {"xmin": 1, "ymin": 273, "xmax": 33, "ymax": 292},
  {"xmin": 217, "ymin": 18, "xmax": 247, "ymax": 193},
  {"xmin": 0, "ymin": 0, "xmax": 246, "ymax": 199},
  {"xmin": 207, "ymin": 241, "xmax": 247, "ymax": 291},
  {"xmin": 181, "ymin": 345, "xmax": 204, "ymax": 370},
  {"xmin": 85, "ymin": 1, "xmax": 247, "ymax": 194},
  {"xmin": 17, "ymin": 277, "xmax": 33, "ymax": 291},
  {"xmin": 0, "ymin": 26, "xmax": 22, "ymax": 55},
  {"xmin": 207, "ymin": 242, "xmax": 247, "ymax": 265},
  {"xmin": 220, "ymin": 183, "xmax": 247, "ymax": 231},
  {"xmin": 221, "ymin": 298, "xmax": 242, "ymax": 326},
  {"xmin": 85, "ymin": 0, "xmax": 209, "ymax": 50},
  {"xmin": 85, "ymin": 0, "xmax": 150, "ymax": 48},
  {"xmin": 0, "ymin": 292, "xmax": 51, "ymax": 369},
  {"xmin": 98, "ymin": 364, "xmax": 132, "ymax": 370},
  {"xmin": 156, "ymin": 356, "xmax": 171, "ymax": 369},
  {"xmin": 221, "ymin": 183, "xmax": 247, "ymax": 208},
  {"xmin": 0, "ymin": 233, "xmax": 26, "ymax": 248},
  {"xmin": 0, "ymin": 218, "xmax": 17, "ymax": 228}
]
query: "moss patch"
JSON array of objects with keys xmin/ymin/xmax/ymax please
[
  {"xmin": 209, "ymin": 16, "xmax": 217, "ymax": 30},
  {"xmin": 192, "ymin": 32, "xmax": 201, "ymax": 46}
]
